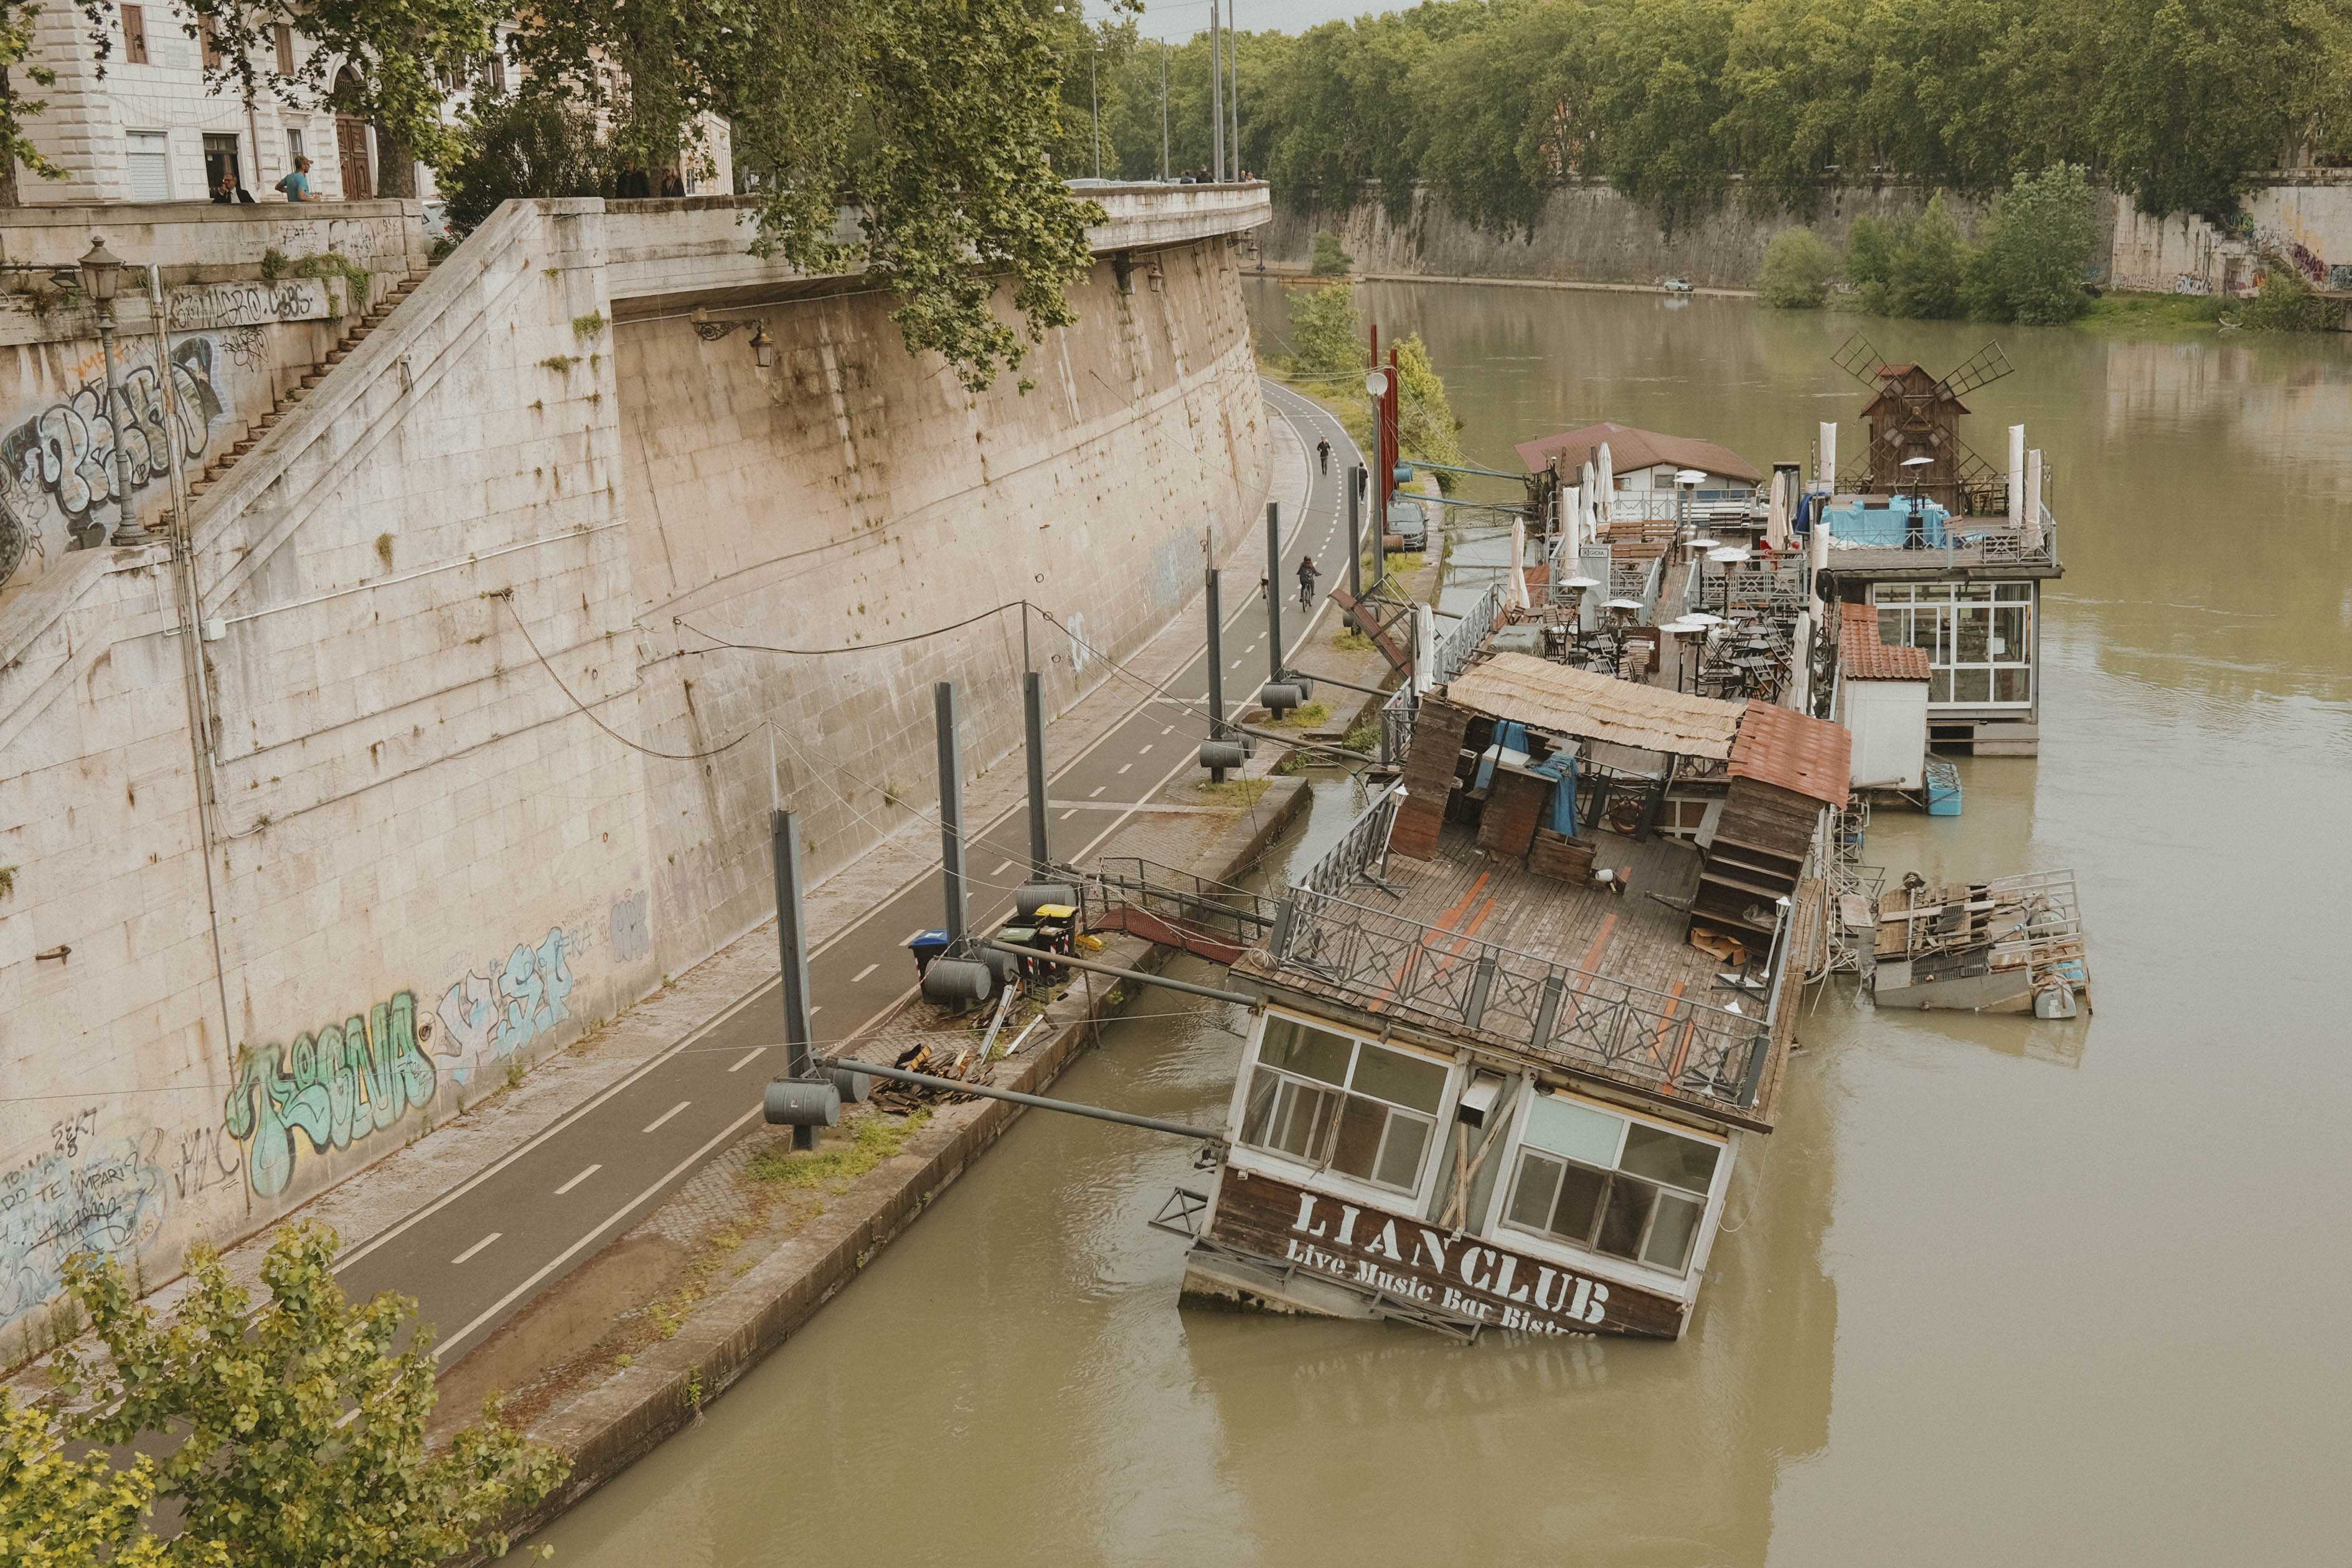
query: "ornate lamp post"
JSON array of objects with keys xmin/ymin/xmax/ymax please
[{"xmin": 80, "ymin": 236, "xmax": 154, "ymax": 546}]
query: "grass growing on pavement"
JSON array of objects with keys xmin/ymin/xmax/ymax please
[
  {"xmin": 1334, "ymin": 626, "xmax": 1373, "ymax": 652},
  {"xmin": 1268, "ymin": 699, "xmax": 1332, "ymax": 731},
  {"xmin": 1194, "ymin": 777, "xmax": 1272, "ymax": 809},
  {"xmin": 747, "ymin": 1108, "xmax": 931, "ymax": 1195},
  {"xmin": 1342, "ymin": 716, "xmax": 1382, "ymax": 753}
]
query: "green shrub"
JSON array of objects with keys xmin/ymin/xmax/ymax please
[
  {"xmin": 1310, "ymin": 229, "xmax": 1353, "ymax": 276},
  {"xmin": 1757, "ymin": 228, "xmax": 1836, "ymax": 307},
  {"xmin": 2237, "ymin": 268, "xmax": 2328, "ymax": 332},
  {"xmin": 1962, "ymin": 164, "xmax": 2101, "ymax": 324},
  {"xmin": 440, "ymin": 90, "xmax": 610, "ymax": 235}
]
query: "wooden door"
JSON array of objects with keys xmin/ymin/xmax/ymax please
[{"xmin": 335, "ymin": 115, "xmax": 372, "ymax": 199}]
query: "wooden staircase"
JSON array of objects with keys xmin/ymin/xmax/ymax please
[{"xmin": 183, "ymin": 273, "xmax": 425, "ymax": 504}]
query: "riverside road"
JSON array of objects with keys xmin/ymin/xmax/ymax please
[{"xmin": 331, "ymin": 382, "xmax": 1373, "ymax": 1366}]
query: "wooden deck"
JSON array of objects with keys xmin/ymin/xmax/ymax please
[{"xmin": 1376, "ymin": 822, "xmax": 1731, "ymax": 1007}]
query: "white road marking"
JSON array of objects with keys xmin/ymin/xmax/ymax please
[
  {"xmin": 1060, "ymin": 809, "xmax": 1078, "ymax": 820},
  {"xmin": 642, "ymin": 1101, "xmax": 690, "ymax": 1134},
  {"xmin": 809, "ymin": 1005, "xmax": 823, "ymax": 1016},
  {"xmin": 555, "ymin": 1165, "xmax": 601, "ymax": 1195},
  {"xmin": 993, "ymin": 858, "xmax": 1014, "ymax": 875},
  {"xmin": 1089, "ymin": 785, "xmax": 1106, "ymax": 797},
  {"xmin": 1116, "ymin": 763, "xmax": 1131, "ymax": 775},
  {"xmin": 727, "ymin": 1047, "xmax": 765, "ymax": 1073},
  {"xmin": 1162, "ymin": 725, "xmax": 1174, "ymax": 735},
  {"xmin": 904, "ymin": 927, "xmax": 926, "ymax": 945},
  {"xmin": 451, "ymin": 1232, "xmax": 501, "ymax": 1265},
  {"xmin": 852, "ymin": 962, "xmax": 879, "ymax": 983},
  {"xmin": 1139, "ymin": 744, "xmax": 1153, "ymax": 755}
]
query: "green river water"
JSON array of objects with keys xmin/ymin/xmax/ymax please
[{"xmin": 534, "ymin": 281, "xmax": 2352, "ymax": 1566}]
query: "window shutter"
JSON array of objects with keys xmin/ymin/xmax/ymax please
[
  {"xmin": 125, "ymin": 131, "xmax": 170, "ymax": 200},
  {"xmin": 275, "ymin": 24, "xmax": 294, "ymax": 75},
  {"xmin": 200, "ymin": 16, "xmax": 221, "ymax": 68},
  {"xmin": 121, "ymin": 4, "xmax": 148, "ymax": 65}
]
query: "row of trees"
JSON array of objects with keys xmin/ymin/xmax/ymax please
[
  {"xmin": 2, "ymin": 0, "xmax": 1099, "ymax": 390},
  {"xmin": 1274, "ymin": 283, "xmax": 1466, "ymax": 482},
  {"xmin": 1759, "ymin": 166, "xmax": 2108, "ymax": 324},
  {"xmin": 1074, "ymin": 0, "xmax": 2352, "ymax": 230}
]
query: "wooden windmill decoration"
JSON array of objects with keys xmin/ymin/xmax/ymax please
[{"xmin": 1831, "ymin": 334, "xmax": 2014, "ymax": 513}]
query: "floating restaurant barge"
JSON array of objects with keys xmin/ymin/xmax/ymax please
[{"xmin": 1165, "ymin": 652, "xmax": 1849, "ymax": 1341}]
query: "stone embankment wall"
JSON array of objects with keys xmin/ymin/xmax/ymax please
[
  {"xmin": 1267, "ymin": 174, "xmax": 2352, "ymax": 296},
  {"xmin": 0, "ymin": 189, "xmax": 1269, "ymax": 1353}
]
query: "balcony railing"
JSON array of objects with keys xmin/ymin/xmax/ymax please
[{"xmin": 1378, "ymin": 580, "xmax": 1505, "ymax": 767}]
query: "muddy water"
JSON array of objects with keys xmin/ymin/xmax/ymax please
[{"xmin": 535, "ymin": 286, "xmax": 2352, "ymax": 1565}]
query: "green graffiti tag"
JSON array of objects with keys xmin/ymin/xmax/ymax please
[{"xmin": 222, "ymin": 992, "xmax": 436, "ymax": 1199}]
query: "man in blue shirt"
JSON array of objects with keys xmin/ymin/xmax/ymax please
[{"xmin": 276, "ymin": 156, "xmax": 313, "ymax": 202}]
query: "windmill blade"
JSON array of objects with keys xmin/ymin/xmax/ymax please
[
  {"xmin": 1830, "ymin": 331, "xmax": 1889, "ymax": 388},
  {"xmin": 1938, "ymin": 341, "xmax": 2014, "ymax": 400}
]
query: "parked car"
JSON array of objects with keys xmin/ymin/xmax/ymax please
[
  {"xmin": 1385, "ymin": 496, "xmax": 1428, "ymax": 552},
  {"xmin": 1661, "ymin": 277, "xmax": 1694, "ymax": 294}
]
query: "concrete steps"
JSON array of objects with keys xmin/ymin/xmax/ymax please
[{"xmin": 184, "ymin": 273, "xmax": 425, "ymax": 502}]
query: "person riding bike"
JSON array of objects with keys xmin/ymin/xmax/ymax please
[
  {"xmin": 1316, "ymin": 436, "xmax": 1332, "ymax": 474},
  {"xmin": 1297, "ymin": 553, "xmax": 1320, "ymax": 611}
]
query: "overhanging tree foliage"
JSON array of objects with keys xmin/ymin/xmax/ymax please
[{"xmin": 27, "ymin": 1223, "xmax": 568, "ymax": 1566}]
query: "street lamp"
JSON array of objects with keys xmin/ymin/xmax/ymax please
[{"xmin": 80, "ymin": 236, "xmax": 153, "ymax": 546}]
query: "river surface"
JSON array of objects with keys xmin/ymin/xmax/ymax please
[{"xmin": 535, "ymin": 283, "xmax": 2352, "ymax": 1565}]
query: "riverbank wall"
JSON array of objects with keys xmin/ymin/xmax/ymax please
[
  {"xmin": 0, "ymin": 186, "xmax": 1272, "ymax": 1354},
  {"xmin": 477, "ymin": 775, "xmax": 1312, "ymax": 1556},
  {"xmin": 1266, "ymin": 174, "xmax": 2352, "ymax": 296}
]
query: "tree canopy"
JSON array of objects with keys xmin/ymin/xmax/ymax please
[{"xmin": 1084, "ymin": 0, "xmax": 2352, "ymax": 227}]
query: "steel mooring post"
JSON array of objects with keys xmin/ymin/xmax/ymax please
[
  {"xmin": 936, "ymin": 681, "xmax": 967, "ymax": 946},
  {"xmin": 1023, "ymin": 670, "xmax": 1050, "ymax": 876},
  {"xmin": 1347, "ymin": 465, "xmax": 1363, "ymax": 604},
  {"xmin": 1202, "ymin": 564, "xmax": 1228, "ymax": 782},
  {"xmin": 770, "ymin": 807, "xmax": 820, "ymax": 1150},
  {"xmin": 1266, "ymin": 500, "xmax": 1284, "ymax": 683}
]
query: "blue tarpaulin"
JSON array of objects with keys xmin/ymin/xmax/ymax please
[{"xmin": 1823, "ymin": 495, "xmax": 1949, "ymax": 549}]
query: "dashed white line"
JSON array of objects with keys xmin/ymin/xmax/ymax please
[
  {"xmin": 1139, "ymin": 744, "xmax": 1154, "ymax": 756},
  {"xmin": 903, "ymin": 927, "xmax": 926, "ymax": 945},
  {"xmin": 555, "ymin": 1165, "xmax": 601, "ymax": 1195},
  {"xmin": 1162, "ymin": 726, "xmax": 1175, "ymax": 736},
  {"xmin": 809, "ymin": 1005, "xmax": 823, "ymax": 1016},
  {"xmin": 1116, "ymin": 763, "xmax": 1131, "ymax": 775},
  {"xmin": 993, "ymin": 858, "xmax": 1014, "ymax": 875},
  {"xmin": 852, "ymin": 962, "xmax": 879, "ymax": 983},
  {"xmin": 727, "ymin": 1047, "xmax": 766, "ymax": 1074},
  {"xmin": 1089, "ymin": 785, "xmax": 1106, "ymax": 797},
  {"xmin": 1060, "ymin": 808, "xmax": 1078, "ymax": 820},
  {"xmin": 451, "ymin": 1232, "xmax": 501, "ymax": 1265},
  {"xmin": 642, "ymin": 1101, "xmax": 690, "ymax": 1134}
]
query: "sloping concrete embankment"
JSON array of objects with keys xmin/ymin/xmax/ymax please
[
  {"xmin": 477, "ymin": 779, "xmax": 1310, "ymax": 1552},
  {"xmin": 0, "ymin": 186, "xmax": 1271, "ymax": 1357}
]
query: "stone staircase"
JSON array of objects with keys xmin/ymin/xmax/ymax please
[{"xmin": 184, "ymin": 273, "xmax": 425, "ymax": 503}]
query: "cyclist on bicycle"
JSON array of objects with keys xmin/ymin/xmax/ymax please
[
  {"xmin": 1297, "ymin": 553, "xmax": 1320, "ymax": 611},
  {"xmin": 1316, "ymin": 437, "xmax": 1332, "ymax": 474}
]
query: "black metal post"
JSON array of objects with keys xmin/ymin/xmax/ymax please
[
  {"xmin": 1265, "ymin": 500, "xmax": 1284, "ymax": 680},
  {"xmin": 1023, "ymin": 670, "xmax": 1050, "ymax": 876},
  {"xmin": 1205, "ymin": 565, "xmax": 1226, "ymax": 782},
  {"xmin": 771, "ymin": 808, "xmax": 817, "ymax": 1150},
  {"xmin": 1347, "ymin": 465, "xmax": 1363, "ymax": 603},
  {"xmin": 936, "ymin": 682, "xmax": 966, "ymax": 946}
]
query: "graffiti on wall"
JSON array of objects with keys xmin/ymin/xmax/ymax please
[
  {"xmin": 166, "ymin": 279, "xmax": 328, "ymax": 332},
  {"xmin": 222, "ymin": 991, "xmax": 437, "ymax": 1199},
  {"xmin": 1, "ymin": 336, "xmax": 228, "ymax": 554},
  {"xmin": 1, "ymin": 1110, "xmax": 171, "ymax": 1329},
  {"xmin": 433, "ymin": 928, "xmax": 576, "ymax": 1087},
  {"xmin": 611, "ymin": 891, "xmax": 650, "ymax": 962}
]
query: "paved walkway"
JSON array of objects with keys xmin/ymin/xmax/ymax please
[{"xmin": 99, "ymin": 378, "xmax": 1370, "ymax": 1369}]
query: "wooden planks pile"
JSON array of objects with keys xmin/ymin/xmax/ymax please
[{"xmin": 1391, "ymin": 697, "xmax": 1473, "ymax": 861}]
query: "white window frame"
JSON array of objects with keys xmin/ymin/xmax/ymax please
[
  {"xmin": 1485, "ymin": 1087, "xmax": 1731, "ymax": 1287},
  {"xmin": 1873, "ymin": 580, "xmax": 2034, "ymax": 710},
  {"xmin": 1227, "ymin": 1008, "xmax": 1457, "ymax": 1209},
  {"xmin": 123, "ymin": 129, "xmax": 172, "ymax": 202}
]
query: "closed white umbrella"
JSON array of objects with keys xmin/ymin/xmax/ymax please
[{"xmin": 1766, "ymin": 469, "xmax": 1791, "ymax": 552}]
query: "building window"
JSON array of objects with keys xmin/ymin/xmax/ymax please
[
  {"xmin": 1874, "ymin": 581, "xmax": 2033, "ymax": 708},
  {"xmin": 1239, "ymin": 1016, "xmax": 1446, "ymax": 1195},
  {"xmin": 275, "ymin": 23, "xmax": 294, "ymax": 75},
  {"xmin": 487, "ymin": 49, "xmax": 506, "ymax": 92},
  {"xmin": 120, "ymin": 3, "xmax": 148, "ymax": 65},
  {"xmin": 285, "ymin": 128, "xmax": 304, "ymax": 171},
  {"xmin": 124, "ymin": 130, "xmax": 171, "ymax": 200},
  {"xmin": 202, "ymin": 133, "xmax": 241, "ymax": 194},
  {"xmin": 199, "ymin": 15, "xmax": 221, "ymax": 68},
  {"xmin": 1500, "ymin": 1093, "xmax": 1721, "ymax": 1276}
]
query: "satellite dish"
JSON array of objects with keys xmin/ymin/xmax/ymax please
[{"xmin": 1365, "ymin": 370, "xmax": 1390, "ymax": 398}]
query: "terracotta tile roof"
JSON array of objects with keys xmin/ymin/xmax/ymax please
[
  {"xmin": 1837, "ymin": 601, "xmax": 1931, "ymax": 681},
  {"xmin": 1729, "ymin": 701, "xmax": 1852, "ymax": 809},
  {"xmin": 1514, "ymin": 420, "xmax": 1763, "ymax": 484}
]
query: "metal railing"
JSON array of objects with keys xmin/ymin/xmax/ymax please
[
  {"xmin": 1378, "ymin": 580, "xmax": 1506, "ymax": 768},
  {"xmin": 1605, "ymin": 491, "xmax": 1761, "ymax": 523},
  {"xmin": 1269, "ymin": 881, "xmax": 1779, "ymax": 1110},
  {"xmin": 1073, "ymin": 857, "xmax": 1281, "ymax": 949},
  {"xmin": 1299, "ymin": 789, "xmax": 1400, "ymax": 896}
]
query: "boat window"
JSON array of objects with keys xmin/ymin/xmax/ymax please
[
  {"xmin": 1498, "ymin": 1096, "xmax": 1722, "ymax": 1277},
  {"xmin": 1240, "ymin": 1021, "xmax": 1447, "ymax": 1195}
]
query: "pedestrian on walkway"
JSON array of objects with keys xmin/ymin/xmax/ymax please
[
  {"xmin": 1317, "ymin": 436, "xmax": 1330, "ymax": 474},
  {"xmin": 275, "ymin": 156, "xmax": 312, "ymax": 203},
  {"xmin": 1297, "ymin": 553, "xmax": 1320, "ymax": 611}
]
